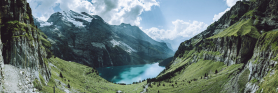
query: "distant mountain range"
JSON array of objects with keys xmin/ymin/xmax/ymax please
[{"xmin": 33, "ymin": 10, "xmax": 174, "ymax": 68}]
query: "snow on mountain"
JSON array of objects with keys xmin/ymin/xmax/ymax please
[
  {"xmin": 110, "ymin": 39, "xmax": 137, "ymax": 53},
  {"xmin": 61, "ymin": 10, "xmax": 94, "ymax": 27},
  {"xmin": 34, "ymin": 10, "xmax": 174, "ymax": 68}
]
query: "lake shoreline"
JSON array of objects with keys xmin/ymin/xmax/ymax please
[{"xmin": 96, "ymin": 63, "xmax": 165, "ymax": 84}]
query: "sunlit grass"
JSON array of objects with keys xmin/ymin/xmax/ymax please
[
  {"xmin": 147, "ymin": 58, "xmax": 243, "ymax": 93},
  {"xmin": 208, "ymin": 19, "xmax": 260, "ymax": 39},
  {"xmin": 39, "ymin": 57, "xmax": 147, "ymax": 93}
]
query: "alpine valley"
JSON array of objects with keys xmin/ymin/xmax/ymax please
[
  {"xmin": 0, "ymin": 0, "xmax": 278, "ymax": 93},
  {"xmin": 33, "ymin": 10, "xmax": 174, "ymax": 68}
]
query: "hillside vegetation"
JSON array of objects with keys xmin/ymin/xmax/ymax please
[
  {"xmin": 143, "ymin": 0, "xmax": 278, "ymax": 93},
  {"xmin": 35, "ymin": 0, "xmax": 278, "ymax": 93},
  {"xmin": 38, "ymin": 57, "xmax": 146, "ymax": 93},
  {"xmin": 2, "ymin": 0, "xmax": 278, "ymax": 93}
]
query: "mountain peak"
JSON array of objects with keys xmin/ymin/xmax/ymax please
[
  {"xmin": 120, "ymin": 23, "xmax": 132, "ymax": 26},
  {"xmin": 46, "ymin": 10, "xmax": 107, "ymax": 27}
]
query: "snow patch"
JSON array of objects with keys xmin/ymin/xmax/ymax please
[
  {"xmin": 110, "ymin": 39, "xmax": 120, "ymax": 47},
  {"xmin": 61, "ymin": 11, "xmax": 95, "ymax": 27},
  {"xmin": 110, "ymin": 39, "xmax": 137, "ymax": 53},
  {"xmin": 62, "ymin": 11, "xmax": 85, "ymax": 27},
  {"xmin": 68, "ymin": 18, "xmax": 85, "ymax": 27},
  {"xmin": 40, "ymin": 22, "xmax": 52, "ymax": 27}
]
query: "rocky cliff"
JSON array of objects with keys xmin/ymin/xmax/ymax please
[
  {"xmin": 146, "ymin": 0, "xmax": 278, "ymax": 93},
  {"xmin": 0, "ymin": 0, "xmax": 51, "ymax": 92},
  {"xmin": 34, "ymin": 11, "xmax": 174, "ymax": 68}
]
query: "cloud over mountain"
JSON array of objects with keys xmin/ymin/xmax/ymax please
[
  {"xmin": 143, "ymin": 19, "xmax": 208, "ymax": 50},
  {"xmin": 144, "ymin": 20, "xmax": 208, "ymax": 41},
  {"xmin": 212, "ymin": 0, "xmax": 239, "ymax": 22},
  {"xmin": 27, "ymin": 0, "xmax": 159, "ymax": 25}
]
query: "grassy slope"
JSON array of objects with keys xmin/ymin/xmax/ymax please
[
  {"xmin": 39, "ymin": 57, "xmax": 146, "ymax": 93},
  {"xmin": 148, "ymin": 49, "xmax": 246, "ymax": 93},
  {"xmin": 208, "ymin": 19, "xmax": 260, "ymax": 39},
  {"xmin": 257, "ymin": 64, "xmax": 278, "ymax": 93},
  {"xmin": 148, "ymin": 59, "xmax": 244, "ymax": 93},
  {"xmin": 145, "ymin": 22, "xmax": 278, "ymax": 93},
  {"xmin": 147, "ymin": 9, "xmax": 262, "ymax": 92},
  {"xmin": 258, "ymin": 30, "xmax": 278, "ymax": 51}
]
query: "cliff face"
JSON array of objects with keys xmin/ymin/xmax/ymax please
[
  {"xmin": 149, "ymin": 0, "xmax": 278, "ymax": 93},
  {"xmin": 174, "ymin": 0, "xmax": 278, "ymax": 72},
  {"xmin": 0, "ymin": 0, "xmax": 51, "ymax": 92},
  {"xmin": 34, "ymin": 11, "xmax": 174, "ymax": 68},
  {"xmin": 174, "ymin": 1, "xmax": 252, "ymax": 65},
  {"xmin": 0, "ymin": 11, "xmax": 3, "ymax": 90}
]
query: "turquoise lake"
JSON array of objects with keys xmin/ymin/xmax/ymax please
[{"xmin": 96, "ymin": 63, "xmax": 165, "ymax": 84}]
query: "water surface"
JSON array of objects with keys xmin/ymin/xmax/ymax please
[{"xmin": 96, "ymin": 63, "xmax": 165, "ymax": 84}]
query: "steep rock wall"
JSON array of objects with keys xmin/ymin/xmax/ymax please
[
  {"xmin": 174, "ymin": 1, "xmax": 251, "ymax": 61},
  {"xmin": 198, "ymin": 36, "xmax": 257, "ymax": 66},
  {"xmin": 247, "ymin": 31, "xmax": 278, "ymax": 81},
  {"xmin": 0, "ymin": 12, "xmax": 3, "ymax": 91},
  {"xmin": 0, "ymin": 0, "xmax": 51, "ymax": 85}
]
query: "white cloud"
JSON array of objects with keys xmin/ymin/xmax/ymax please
[
  {"xmin": 144, "ymin": 19, "xmax": 208, "ymax": 40},
  {"xmin": 212, "ymin": 0, "xmax": 239, "ymax": 22},
  {"xmin": 212, "ymin": 8, "xmax": 230, "ymax": 22},
  {"xmin": 225, "ymin": 0, "xmax": 240, "ymax": 7},
  {"xmin": 27, "ymin": 0, "xmax": 159, "ymax": 26},
  {"xmin": 27, "ymin": 0, "xmax": 58, "ymax": 21}
]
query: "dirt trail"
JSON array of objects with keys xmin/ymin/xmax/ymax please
[
  {"xmin": 141, "ymin": 83, "xmax": 149, "ymax": 93},
  {"xmin": 3, "ymin": 65, "xmax": 20, "ymax": 92},
  {"xmin": 2, "ymin": 65, "xmax": 38, "ymax": 93}
]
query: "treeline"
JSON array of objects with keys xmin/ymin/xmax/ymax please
[{"xmin": 111, "ymin": 79, "xmax": 147, "ymax": 85}]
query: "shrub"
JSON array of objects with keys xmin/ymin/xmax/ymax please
[
  {"xmin": 24, "ymin": 14, "xmax": 29, "ymax": 20},
  {"xmin": 33, "ymin": 79, "xmax": 42, "ymax": 91},
  {"xmin": 68, "ymin": 83, "xmax": 71, "ymax": 88},
  {"xmin": 60, "ymin": 72, "xmax": 64, "ymax": 78}
]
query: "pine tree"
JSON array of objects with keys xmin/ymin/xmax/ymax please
[
  {"xmin": 68, "ymin": 83, "xmax": 70, "ymax": 88},
  {"xmin": 60, "ymin": 72, "xmax": 63, "ymax": 78}
]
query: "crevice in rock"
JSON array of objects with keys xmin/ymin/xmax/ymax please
[{"xmin": 237, "ymin": 37, "xmax": 242, "ymax": 57}]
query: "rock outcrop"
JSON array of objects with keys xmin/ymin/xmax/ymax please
[
  {"xmin": 0, "ymin": 0, "xmax": 51, "ymax": 92},
  {"xmin": 0, "ymin": 11, "xmax": 3, "ymax": 91},
  {"xmin": 34, "ymin": 11, "xmax": 174, "ymax": 68}
]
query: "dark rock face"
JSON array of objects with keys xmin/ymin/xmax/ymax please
[
  {"xmin": 247, "ymin": 32, "xmax": 278, "ymax": 81},
  {"xmin": 159, "ymin": 57, "xmax": 173, "ymax": 67},
  {"xmin": 199, "ymin": 36, "xmax": 257, "ymax": 66},
  {"xmin": 0, "ymin": 0, "xmax": 51, "ymax": 86},
  {"xmin": 0, "ymin": 11, "xmax": 3, "ymax": 90},
  {"xmin": 34, "ymin": 10, "xmax": 174, "ymax": 68}
]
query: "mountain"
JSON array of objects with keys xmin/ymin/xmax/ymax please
[
  {"xmin": 159, "ymin": 57, "xmax": 173, "ymax": 67},
  {"xmin": 145, "ymin": 0, "xmax": 278, "ymax": 92},
  {"xmin": 161, "ymin": 40, "xmax": 174, "ymax": 51},
  {"xmin": 2, "ymin": 0, "xmax": 278, "ymax": 92},
  {"xmin": 33, "ymin": 10, "xmax": 174, "ymax": 68},
  {"xmin": 0, "ymin": 1, "xmax": 153, "ymax": 92}
]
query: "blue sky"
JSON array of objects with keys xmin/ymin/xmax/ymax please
[
  {"xmin": 27, "ymin": 0, "xmax": 239, "ymax": 51},
  {"xmin": 140, "ymin": 0, "xmax": 229, "ymax": 29},
  {"xmin": 140, "ymin": 0, "xmax": 236, "ymax": 50}
]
